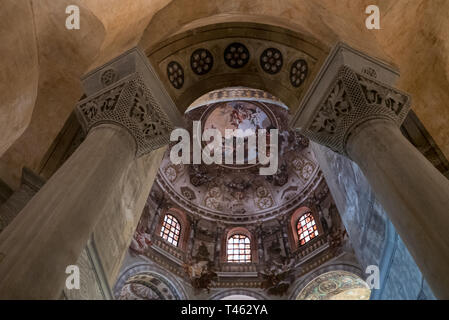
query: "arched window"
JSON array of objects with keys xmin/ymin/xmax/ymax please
[
  {"xmin": 227, "ymin": 234, "xmax": 251, "ymax": 263},
  {"xmin": 160, "ymin": 214, "xmax": 181, "ymax": 247},
  {"xmin": 297, "ymin": 212, "xmax": 318, "ymax": 246}
]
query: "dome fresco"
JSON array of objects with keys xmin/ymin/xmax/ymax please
[
  {"xmin": 156, "ymin": 88, "xmax": 322, "ymax": 222},
  {"xmin": 202, "ymin": 101, "xmax": 275, "ymax": 166},
  {"xmin": 121, "ymin": 88, "xmax": 348, "ymax": 297}
]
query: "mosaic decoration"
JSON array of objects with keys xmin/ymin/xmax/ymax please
[
  {"xmin": 167, "ymin": 61, "xmax": 184, "ymax": 89},
  {"xmin": 191, "ymin": 48, "xmax": 214, "ymax": 75},
  {"xmin": 260, "ymin": 48, "xmax": 283, "ymax": 74},
  {"xmin": 224, "ymin": 42, "xmax": 250, "ymax": 68},
  {"xmin": 296, "ymin": 271, "xmax": 371, "ymax": 300},
  {"xmin": 290, "ymin": 59, "xmax": 308, "ymax": 87}
]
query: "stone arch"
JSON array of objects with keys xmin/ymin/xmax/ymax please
[
  {"xmin": 114, "ymin": 262, "xmax": 187, "ymax": 300},
  {"xmin": 139, "ymin": 0, "xmax": 388, "ymax": 60},
  {"xmin": 289, "ymin": 262, "xmax": 365, "ymax": 300},
  {"xmin": 144, "ymin": 22, "xmax": 330, "ymax": 114},
  {"xmin": 209, "ymin": 289, "xmax": 268, "ymax": 300}
]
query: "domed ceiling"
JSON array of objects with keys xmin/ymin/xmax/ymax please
[
  {"xmin": 155, "ymin": 87, "xmax": 323, "ymax": 223},
  {"xmin": 121, "ymin": 88, "xmax": 349, "ymax": 296}
]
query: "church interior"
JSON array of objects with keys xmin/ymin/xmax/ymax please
[{"xmin": 1, "ymin": 0, "xmax": 449, "ymax": 301}]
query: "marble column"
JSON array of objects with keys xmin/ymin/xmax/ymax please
[
  {"xmin": 0, "ymin": 48, "xmax": 182, "ymax": 299},
  {"xmin": 292, "ymin": 43, "xmax": 449, "ymax": 299}
]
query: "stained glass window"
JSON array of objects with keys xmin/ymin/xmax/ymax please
[
  {"xmin": 227, "ymin": 234, "xmax": 251, "ymax": 263},
  {"xmin": 297, "ymin": 212, "xmax": 318, "ymax": 246},
  {"xmin": 160, "ymin": 214, "xmax": 181, "ymax": 247}
]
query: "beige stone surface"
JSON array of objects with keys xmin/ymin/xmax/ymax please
[
  {"xmin": 0, "ymin": 1, "xmax": 38, "ymax": 157},
  {"xmin": 0, "ymin": 0, "xmax": 448, "ymax": 188},
  {"xmin": 373, "ymin": 0, "xmax": 449, "ymax": 160},
  {"xmin": 0, "ymin": 0, "xmax": 170, "ymax": 188}
]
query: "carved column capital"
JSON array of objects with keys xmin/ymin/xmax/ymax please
[
  {"xmin": 75, "ymin": 48, "xmax": 183, "ymax": 157},
  {"xmin": 292, "ymin": 42, "xmax": 411, "ymax": 156}
]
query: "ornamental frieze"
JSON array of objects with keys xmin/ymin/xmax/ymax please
[
  {"xmin": 303, "ymin": 65, "xmax": 410, "ymax": 155},
  {"xmin": 76, "ymin": 73, "xmax": 173, "ymax": 157}
]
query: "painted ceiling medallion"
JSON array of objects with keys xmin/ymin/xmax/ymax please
[
  {"xmin": 167, "ymin": 61, "xmax": 184, "ymax": 89},
  {"xmin": 260, "ymin": 48, "xmax": 283, "ymax": 74},
  {"xmin": 290, "ymin": 59, "xmax": 308, "ymax": 87},
  {"xmin": 224, "ymin": 42, "xmax": 250, "ymax": 68},
  {"xmin": 202, "ymin": 101, "xmax": 276, "ymax": 168},
  {"xmin": 191, "ymin": 48, "xmax": 214, "ymax": 75}
]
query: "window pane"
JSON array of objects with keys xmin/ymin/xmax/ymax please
[
  {"xmin": 297, "ymin": 213, "xmax": 319, "ymax": 246},
  {"xmin": 160, "ymin": 214, "xmax": 181, "ymax": 247},
  {"xmin": 227, "ymin": 234, "xmax": 251, "ymax": 263}
]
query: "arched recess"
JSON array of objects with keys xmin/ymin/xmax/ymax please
[
  {"xmin": 221, "ymin": 227, "xmax": 258, "ymax": 263},
  {"xmin": 114, "ymin": 262, "xmax": 187, "ymax": 300},
  {"xmin": 209, "ymin": 289, "xmax": 268, "ymax": 300},
  {"xmin": 287, "ymin": 206, "xmax": 323, "ymax": 252},
  {"xmin": 144, "ymin": 22, "xmax": 329, "ymax": 115},
  {"xmin": 289, "ymin": 262, "xmax": 367, "ymax": 300}
]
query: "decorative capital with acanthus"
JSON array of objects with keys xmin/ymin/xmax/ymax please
[
  {"xmin": 291, "ymin": 43, "xmax": 411, "ymax": 156},
  {"xmin": 75, "ymin": 47, "xmax": 183, "ymax": 157}
]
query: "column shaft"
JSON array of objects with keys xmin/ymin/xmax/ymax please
[
  {"xmin": 346, "ymin": 119, "xmax": 449, "ymax": 299},
  {"xmin": 0, "ymin": 124, "xmax": 135, "ymax": 299}
]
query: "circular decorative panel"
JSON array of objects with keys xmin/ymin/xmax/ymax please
[
  {"xmin": 224, "ymin": 42, "xmax": 250, "ymax": 68},
  {"xmin": 167, "ymin": 61, "xmax": 184, "ymax": 89},
  {"xmin": 260, "ymin": 48, "xmax": 283, "ymax": 74},
  {"xmin": 191, "ymin": 48, "xmax": 214, "ymax": 75},
  {"xmin": 290, "ymin": 59, "xmax": 308, "ymax": 87}
]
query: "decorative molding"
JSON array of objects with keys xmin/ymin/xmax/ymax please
[
  {"xmin": 290, "ymin": 59, "xmax": 308, "ymax": 87},
  {"xmin": 100, "ymin": 69, "xmax": 118, "ymax": 87},
  {"xmin": 191, "ymin": 48, "xmax": 214, "ymax": 75},
  {"xmin": 300, "ymin": 64, "xmax": 410, "ymax": 155},
  {"xmin": 224, "ymin": 42, "xmax": 250, "ymax": 68},
  {"xmin": 114, "ymin": 262, "xmax": 188, "ymax": 299},
  {"xmin": 260, "ymin": 48, "xmax": 283, "ymax": 74},
  {"xmin": 167, "ymin": 61, "xmax": 184, "ymax": 89},
  {"xmin": 76, "ymin": 72, "xmax": 173, "ymax": 157}
]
